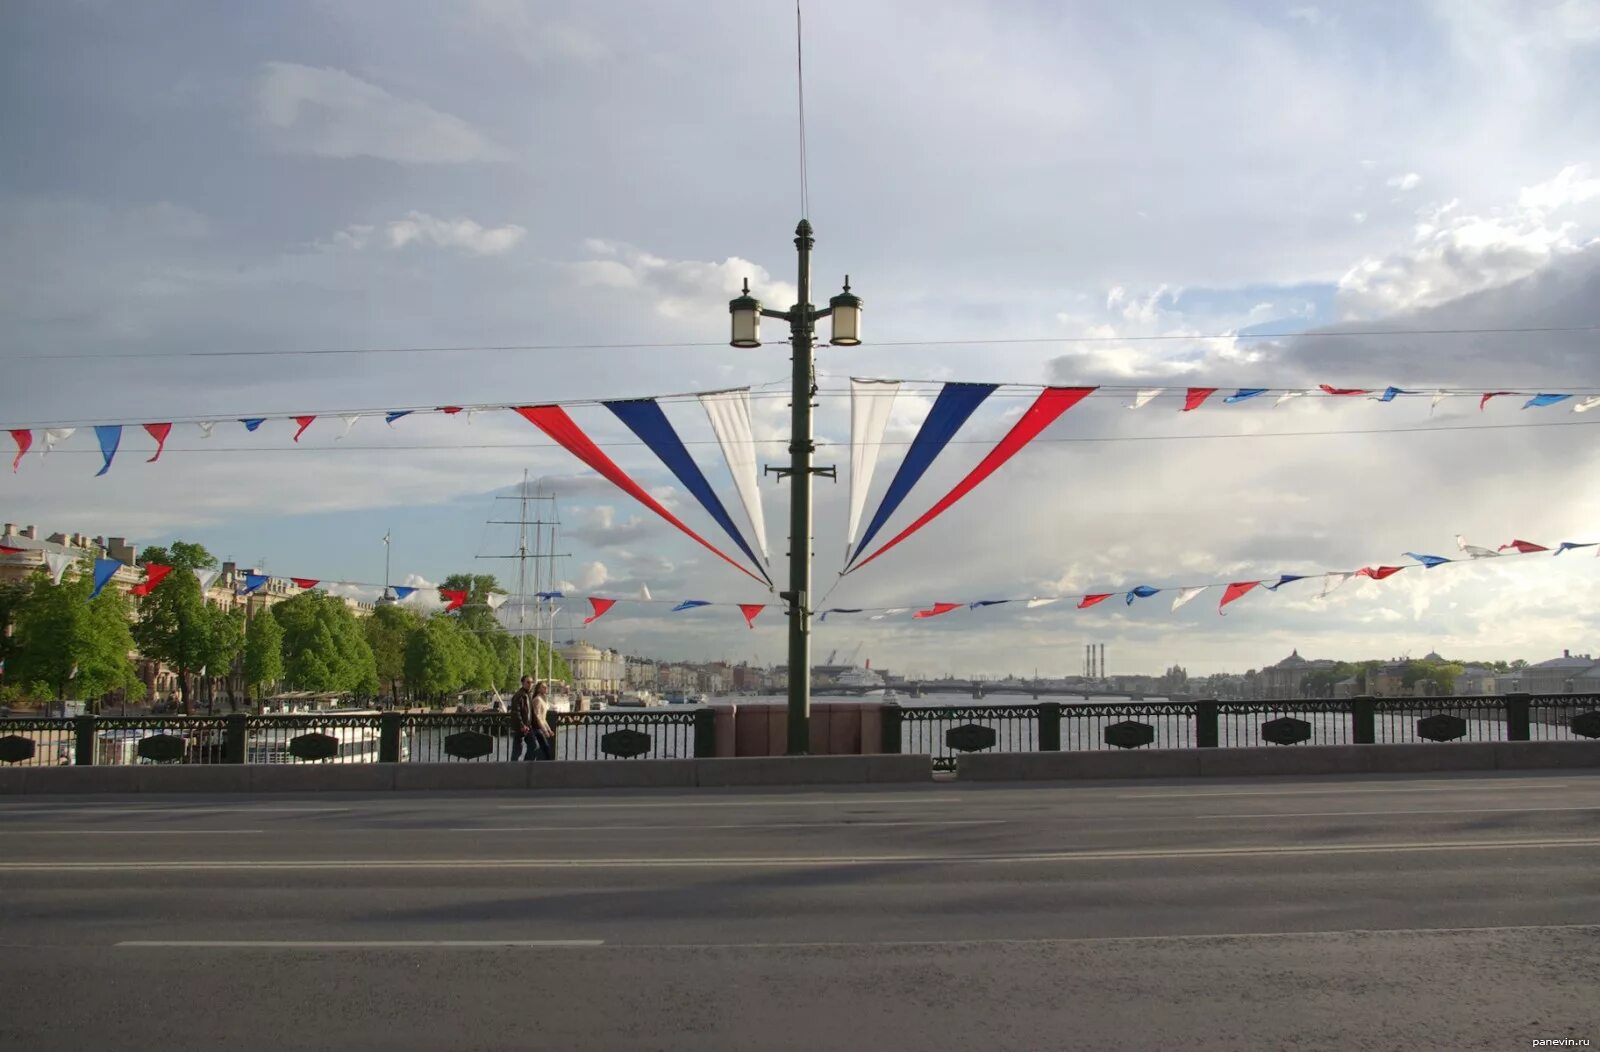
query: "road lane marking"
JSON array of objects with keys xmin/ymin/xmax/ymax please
[
  {"xmin": 1120, "ymin": 782, "xmax": 1571, "ymax": 799},
  {"xmin": 6, "ymin": 829, "xmax": 266, "ymax": 835},
  {"xmin": 8, "ymin": 836, "xmax": 1599, "ymax": 871},
  {"xmin": 493, "ymin": 795, "xmax": 965, "ymax": 810},
  {"xmin": 445, "ymin": 820, "xmax": 1004, "ymax": 832},
  {"xmin": 0, "ymin": 806, "xmax": 350, "ymax": 815},
  {"xmin": 1192, "ymin": 805, "xmax": 1600, "ymax": 819},
  {"xmin": 115, "ymin": 940, "xmax": 605, "ymax": 949}
]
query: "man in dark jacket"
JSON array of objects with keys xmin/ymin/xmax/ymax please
[{"xmin": 509, "ymin": 676, "xmax": 552, "ymax": 761}]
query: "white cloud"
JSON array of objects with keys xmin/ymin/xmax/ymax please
[
  {"xmin": 1519, "ymin": 164, "xmax": 1600, "ymax": 212},
  {"xmin": 332, "ymin": 212, "xmax": 526, "ymax": 256},
  {"xmin": 566, "ymin": 240, "xmax": 797, "ymax": 322},
  {"xmin": 1386, "ymin": 172, "xmax": 1423, "ymax": 191},
  {"xmin": 255, "ymin": 62, "xmax": 509, "ymax": 164},
  {"xmin": 465, "ymin": 0, "xmax": 609, "ymax": 63},
  {"xmin": 575, "ymin": 561, "xmax": 609, "ymax": 591}
]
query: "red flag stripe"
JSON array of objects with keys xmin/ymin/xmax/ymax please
[
  {"xmin": 142, "ymin": 423, "xmax": 172, "ymax": 463},
  {"xmin": 293, "ymin": 416, "xmax": 316, "ymax": 442},
  {"xmin": 1355, "ymin": 565, "xmax": 1405, "ymax": 580},
  {"xmin": 1078, "ymin": 593, "xmax": 1113, "ymax": 609},
  {"xmin": 1218, "ymin": 580, "xmax": 1259, "ymax": 613},
  {"xmin": 849, "ymin": 388, "xmax": 1095, "ymax": 574},
  {"xmin": 738, "ymin": 603, "xmax": 764, "ymax": 628},
  {"xmin": 10, "ymin": 429, "xmax": 31, "ymax": 472},
  {"xmin": 290, "ymin": 577, "xmax": 320, "ymax": 589},
  {"xmin": 439, "ymin": 588, "xmax": 468, "ymax": 611},
  {"xmin": 514, "ymin": 406, "xmax": 763, "ymax": 585},
  {"xmin": 583, "ymin": 597, "xmax": 617, "ymax": 625},
  {"xmin": 1319, "ymin": 384, "xmax": 1370, "ymax": 396},
  {"xmin": 131, "ymin": 563, "xmax": 174, "ymax": 597},
  {"xmin": 1497, "ymin": 539, "xmax": 1548, "ymax": 553},
  {"xmin": 913, "ymin": 602, "xmax": 962, "ymax": 619},
  {"xmin": 1480, "ymin": 391, "xmax": 1514, "ymax": 410},
  {"xmin": 1182, "ymin": 387, "xmax": 1217, "ymax": 411}
]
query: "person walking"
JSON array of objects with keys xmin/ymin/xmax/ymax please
[{"xmin": 509, "ymin": 677, "xmax": 555, "ymax": 761}]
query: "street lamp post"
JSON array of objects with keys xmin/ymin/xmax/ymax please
[{"xmin": 730, "ymin": 219, "xmax": 861, "ymax": 754}]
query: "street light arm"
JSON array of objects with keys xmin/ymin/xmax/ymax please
[{"xmin": 760, "ymin": 308, "xmax": 794, "ymax": 321}]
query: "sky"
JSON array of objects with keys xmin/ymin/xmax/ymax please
[{"xmin": 3, "ymin": 0, "xmax": 1600, "ymax": 677}]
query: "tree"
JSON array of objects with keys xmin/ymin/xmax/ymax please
[
  {"xmin": 272, "ymin": 591, "xmax": 378, "ymax": 696},
  {"xmin": 437, "ymin": 571, "xmax": 570, "ymax": 689},
  {"xmin": 404, "ymin": 615, "xmax": 482, "ymax": 701},
  {"xmin": 131, "ymin": 541, "xmax": 235, "ymax": 713},
  {"xmin": 243, "ymin": 607, "xmax": 284, "ymax": 706},
  {"xmin": 364, "ymin": 603, "xmax": 422, "ymax": 702},
  {"xmin": 8, "ymin": 568, "xmax": 145, "ymax": 707}
]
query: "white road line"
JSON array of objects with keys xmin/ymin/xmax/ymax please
[
  {"xmin": 115, "ymin": 940, "xmax": 605, "ymax": 949},
  {"xmin": 1193, "ymin": 805, "xmax": 1600, "ymax": 819},
  {"xmin": 6, "ymin": 829, "xmax": 266, "ymax": 836},
  {"xmin": 0, "ymin": 806, "xmax": 350, "ymax": 815},
  {"xmin": 493, "ymin": 795, "xmax": 964, "ymax": 810},
  {"xmin": 1119, "ymin": 782, "xmax": 1571, "ymax": 799},
  {"xmin": 443, "ymin": 820, "xmax": 1004, "ymax": 832},
  {"xmin": 8, "ymin": 836, "xmax": 1598, "ymax": 871}
]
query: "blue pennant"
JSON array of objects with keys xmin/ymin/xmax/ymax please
[
  {"xmin": 1375, "ymin": 386, "xmax": 1414, "ymax": 402},
  {"xmin": 1403, "ymin": 552, "xmax": 1451, "ymax": 568},
  {"xmin": 820, "ymin": 608, "xmax": 862, "ymax": 622},
  {"xmin": 606, "ymin": 399, "xmax": 770, "ymax": 584},
  {"xmin": 1223, "ymin": 389, "xmax": 1268, "ymax": 403},
  {"xmin": 969, "ymin": 600, "xmax": 1011, "ymax": 610},
  {"xmin": 93, "ymin": 425, "xmax": 122, "ymax": 477},
  {"xmin": 1524, "ymin": 393, "xmax": 1572, "ymax": 408},
  {"xmin": 672, "ymin": 600, "xmax": 711, "ymax": 612},
  {"xmin": 535, "ymin": 590, "xmax": 564, "ymax": 599},
  {"xmin": 390, "ymin": 586, "xmax": 417, "ymax": 600},
  {"xmin": 88, "ymin": 558, "xmax": 121, "ymax": 600},
  {"xmin": 242, "ymin": 573, "xmax": 271, "ymax": 594},
  {"xmin": 385, "ymin": 410, "xmax": 413, "ymax": 425},
  {"xmin": 1555, "ymin": 541, "xmax": 1597, "ymax": 555},
  {"xmin": 849, "ymin": 383, "xmax": 998, "ymax": 567},
  {"xmin": 1264, "ymin": 575, "xmax": 1307, "ymax": 591},
  {"xmin": 239, "ymin": 418, "xmax": 266, "ymax": 432},
  {"xmin": 1124, "ymin": 585, "xmax": 1160, "ymax": 604}
]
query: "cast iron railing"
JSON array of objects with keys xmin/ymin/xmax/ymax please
[
  {"xmin": 884, "ymin": 693, "xmax": 1600, "ymax": 771},
  {"xmin": 0, "ymin": 708, "xmax": 714, "ymax": 765}
]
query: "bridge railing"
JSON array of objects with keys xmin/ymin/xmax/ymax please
[
  {"xmin": 885, "ymin": 694, "xmax": 1600, "ymax": 772},
  {"xmin": 0, "ymin": 709, "xmax": 715, "ymax": 766}
]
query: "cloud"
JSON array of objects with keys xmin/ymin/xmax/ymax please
[
  {"xmin": 568, "ymin": 505, "xmax": 662, "ymax": 547},
  {"xmin": 331, "ymin": 212, "xmax": 526, "ymax": 256},
  {"xmin": 1519, "ymin": 163, "xmax": 1600, "ymax": 212},
  {"xmin": 255, "ymin": 62, "xmax": 509, "ymax": 163},
  {"xmin": 566, "ymin": 240, "xmax": 797, "ymax": 323},
  {"xmin": 1386, "ymin": 172, "xmax": 1423, "ymax": 191},
  {"xmin": 465, "ymin": 0, "xmax": 609, "ymax": 63}
]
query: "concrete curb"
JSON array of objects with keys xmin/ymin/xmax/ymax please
[
  {"xmin": 957, "ymin": 740, "xmax": 1600, "ymax": 780},
  {"xmin": 1, "ymin": 754, "xmax": 934, "ymax": 794}
]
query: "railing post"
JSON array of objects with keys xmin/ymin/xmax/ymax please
[
  {"xmin": 1195, "ymin": 700, "xmax": 1219, "ymax": 748},
  {"xmin": 378, "ymin": 711, "xmax": 401, "ymax": 764},
  {"xmin": 224, "ymin": 712, "xmax": 248, "ymax": 764},
  {"xmin": 1038, "ymin": 702, "xmax": 1061, "ymax": 752},
  {"xmin": 548, "ymin": 712, "xmax": 561, "ymax": 761},
  {"xmin": 1504, "ymin": 692, "xmax": 1531, "ymax": 742},
  {"xmin": 1351, "ymin": 696, "xmax": 1376, "ymax": 745},
  {"xmin": 693, "ymin": 708, "xmax": 716, "ymax": 758},
  {"xmin": 881, "ymin": 702, "xmax": 902, "ymax": 754},
  {"xmin": 73, "ymin": 714, "xmax": 96, "ymax": 766}
]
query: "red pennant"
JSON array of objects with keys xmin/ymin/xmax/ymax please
[
  {"xmin": 1182, "ymin": 387, "xmax": 1218, "ymax": 411},
  {"xmin": 583, "ymin": 597, "xmax": 617, "ymax": 625},
  {"xmin": 1497, "ymin": 539, "xmax": 1549, "ymax": 553},
  {"xmin": 0, "ymin": 545, "xmax": 24, "ymax": 554},
  {"xmin": 292, "ymin": 416, "xmax": 316, "ymax": 442},
  {"xmin": 1319, "ymin": 384, "xmax": 1370, "ymax": 396},
  {"xmin": 437, "ymin": 406, "xmax": 463, "ymax": 414},
  {"xmin": 515, "ymin": 405, "xmax": 763, "ymax": 585},
  {"xmin": 290, "ymin": 577, "xmax": 320, "ymax": 589},
  {"xmin": 1218, "ymin": 580, "xmax": 1259, "ymax": 613},
  {"xmin": 913, "ymin": 602, "xmax": 962, "ymax": 619},
  {"xmin": 1480, "ymin": 391, "xmax": 1514, "ymax": 410},
  {"xmin": 847, "ymin": 387, "xmax": 1096, "ymax": 574},
  {"xmin": 440, "ymin": 588, "xmax": 468, "ymax": 612},
  {"xmin": 1355, "ymin": 565, "xmax": 1405, "ymax": 580},
  {"xmin": 142, "ymin": 423, "xmax": 172, "ymax": 463},
  {"xmin": 1078, "ymin": 593, "xmax": 1113, "ymax": 609},
  {"xmin": 10, "ymin": 429, "xmax": 31, "ymax": 472},
  {"xmin": 130, "ymin": 563, "xmax": 174, "ymax": 597},
  {"xmin": 738, "ymin": 603, "xmax": 764, "ymax": 628}
]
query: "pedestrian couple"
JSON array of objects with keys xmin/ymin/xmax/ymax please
[{"xmin": 510, "ymin": 676, "xmax": 554, "ymax": 761}]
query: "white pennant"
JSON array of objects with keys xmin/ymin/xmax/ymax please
[
  {"xmin": 43, "ymin": 428, "xmax": 75, "ymax": 455},
  {"xmin": 870, "ymin": 607, "xmax": 909, "ymax": 620},
  {"xmin": 196, "ymin": 421, "xmax": 217, "ymax": 439},
  {"xmin": 1273, "ymin": 390, "xmax": 1306, "ymax": 407},
  {"xmin": 844, "ymin": 379, "xmax": 900, "ymax": 555},
  {"xmin": 1573, "ymin": 395, "xmax": 1600, "ymax": 413},
  {"xmin": 485, "ymin": 592, "xmax": 508, "ymax": 611},
  {"xmin": 638, "ymin": 583, "xmax": 652, "ymax": 600},
  {"xmin": 1128, "ymin": 388, "xmax": 1162, "ymax": 410},
  {"xmin": 337, "ymin": 414, "xmax": 361, "ymax": 439},
  {"xmin": 44, "ymin": 551, "xmax": 75, "ymax": 585},
  {"xmin": 1430, "ymin": 391, "xmax": 1450, "ymax": 414},
  {"xmin": 1170, "ymin": 586, "xmax": 1205, "ymax": 611},
  {"xmin": 1454, "ymin": 534, "xmax": 1500, "ymax": 559},
  {"xmin": 1318, "ymin": 573, "xmax": 1353, "ymax": 599},
  {"xmin": 698, "ymin": 389, "xmax": 769, "ymax": 564},
  {"xmin": 1025, "ymin": 597, "xmax": 1061, "ymax": 609},
  {"xmin": 194, "ymin": 567, "xmax": 221, "ymax": 593}
]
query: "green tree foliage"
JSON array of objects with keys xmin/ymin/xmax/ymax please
[
  {"xmin": 132, "ymin": 542, "xmax": 238, "ymax": 713},
  {"xmin": 0, "ymin": 578, "xmax": 33, "ymax": 672},
  {"xmin": 1402, "ymin": 659, "xmax": 1464, "ymax": 696},
  {"xmin": 364, "ymin": 603, "xmax": 422, "ymax": 701},
  {"xmin": 243, "ymin": 608, "xmax": 284, "ymax": 702},
  {"xmin": 272, "ymin": 591, "xmax": 379, "ymax": 696},
  {"xmin": 435, "ymin": 572, "xmax": 569, "ymax": 690},
  {"xmin": 404, "ymin": 614, "xmax": 491, "ymax": 699},
  {"xmin": 8, "ymin": 568, "xmax": 145, "ymax": 705}
]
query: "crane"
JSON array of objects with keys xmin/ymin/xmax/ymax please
[{"xmin": 824, "ymin": 648, "xmax": 838, "ymax": 665}]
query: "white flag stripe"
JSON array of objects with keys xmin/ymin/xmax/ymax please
[
  {"xmin": 44, "ymin": 552, "xmax": 75, "ymax": 585},
  {"xmin": 1573, "ymin": 395, "xmax": 1600, "ymax": 413},
  {"xmin": 1170, "ymin": 586, "xmax": 1205, "ymax": 611},
  {"xmin": 1025, "ymin": 597, "xmax": 1061, "ymax": 609},
  {"xmin": 1273, "ymin": 390, "xmax": 1305, "ymax": 407},
  {"xmin": 1128, "ymin": 388, "xmax": 1162, "ymax": 410},
  {"xmin": 1318, "ymin": 573, "xmax": 1353, "ymax": 599},
  {"xmin": 845, "ymin": 379, "xmax": 901, "ymax": 551},
  {"xmin": 699, "ymin": 389, "xmax": 769, "ymax": 564},
  {"xmin": 43, "ymin": 428, "xmax": 75, "ymax": 455}
]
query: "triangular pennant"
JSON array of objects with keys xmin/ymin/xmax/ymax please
[
  {"xmin": 1318, "ymin": 573, "xmax": 1354, "ymax": 599},
  {"xmin": 514, "ymin": 405, "xmax": 765, "ymax": 585},
  {"xmin": 143, "ymin": 423, "xmax": 172, "ymax": 463},
  {"xmin": 1124, "ymin": 585, "xmax": 1160, "ymax": 604},
  {"xmin": 1273, "ymin": 390, "xmax": 1305, "ymax": 407},
  {"xmin": 196, "ymin": 421, "xmax": 217, "ymax": 439},
  {"xmin": 1372, "ymin": 386, "xmax": 1413, "ymax": 402},
  {"xmin": 1355, "ymin": 565, "xmax": 1405, "ymax": 580},
  {"xmin": 337, "ymin": 415, "xmax": 361, "ymax": 439},
  {"xmin": 638, "ymin": 584, "xmax": 652, "ymax": 601},
  {"xmin": 1078, "ymin": 593, "xmax": 1112, "ymax": 609},
  {"xmin": 1218, "ymin": 580, "xmax": 1259, "ymax": 613},
  {"xmin": 437, "ymin": 406, "xmax": 463, "ymax": 415},
  {"xmin": 1497, "ymin": 539, "xmax": 1549, "ymax": 553},
  {"xmin": 1320, "ymin": 384, "xmax": 1370, "ymax": 396},
  {"xmin": 440, "ymin": 588, "xmax": 468, "ymax": 612},
  {"xmin": 1223, "ymin": 388, "xmax": 1267, "ymax": 403},
  {"xmin": 844, "ymin": 379, "xmax": 900, "ymax": 553},
  {"xmin": 292, "ymin": 416, "xmax": 316, "ymax": 442},
  {"xmin": 93, "ymin": 425, "xmax": 122, "ymax": 477},
  {"xmin": 290, "ymin": 577, "xmax": 320, "ymax": 590},
  {"xmin": 1128, "ymin": 388, "xmax": 1163, "ymax": 409},
  {"xmin": 738, "ymin": 603, "xmax": 764, "ymax": 628},
  {"xmin": 89, "ymin": 558, "xmax": 121, "ymax": 600},
  {"xmin": 486, "ymin": 592, "xmax": 509, "ymax": 610},
  {"xmin": 848, "ymin": 387, "xmax": 1094, "ymax": 574},
  {"xmin": 240, "ymin": 418, "xmax": 266, "ymax": 432},
  {"xmin": 1265, "ymin": 574, "xmax": 1306, "ymax": 591},
  {"xmin": 43, "ymin": 551, "xmax": 74, "ymax": 585},
  {"xmin": 1479, "ymin": 392, "xmax": 1513, "ymax": 410},
  {"xmin": 535, "ymin": 590, "xmax": 564, "ymax": 600},
  {"xmin": 1430, "ymin": 392, "xmax": 1450, "ymax": 414},
  {"xmin": 44, "ymin": 427, "xmax": 75, "ymax": 454},
  {"xmin": 608, "ymin": 398, "xmax": 769, "ymax": 584},
  {"xmin": 1404, "ymin": 552, "xmax": 1451, "ymax": 568},
  {"xmin": 969, "ymin": 599, "xmax": 1012, "ymax": 610},
  {"xmin": 1573, "ymin": 395, "xmax": 1600, "ymax": 413},
  {"xmin": 1455, "ymin": 534, "xmax": 1501, "ymax": 558},
  {"xmin": 819, "ymin": 609, "xmax": 862, "ymax": 622},
  {"xmin": 9, "ymin": 429, "xmax": 31, "ymax": 472},
  {"xmin": 391, "ymin": 586, "xmax": 417, "ymax": 601},
  {"xmin": 583, "ymin": 597, "xmax": 616, "ymax": 624},
  {"xmin": 1182, "ymin": 387, "xmax": 1217, "ymax": 411},
  {"xmin": 1025, "ymin": 597, "xmax": 1061, "ymax": 609},
  {"xmin": 1523, "ymin": 393, "xmax": 1571, "ymax": 408},
  {"xmin": 699, "ymin": 388, "xmax": 772, "ymax": 564},
  {"xmin": 242, "ymin": 573, "xmax": 271, "ymax": 594},
  {"xmin": 913, "ymin": 602, "xmax": 962, "ymax": 619},
  {"xmin": 129, "ymin": 563, "xmax": 173, "ymax": 597},
  {"xmin": 1555, "ymin": 541, "xmax": 1597, "ymax": 555},
  {"xmin": 672, "ymin": 600, "xmax": 711, "ymax": 612},
  {"xmin": 1171, "ymin": 586, "xmax": 1205, "ymax": 611},
  {"xmin": 385, "ymin": 410, "xmax": 413, "ymax": 426},
  {"xmin": 194, "ymin": 567, "xmax": 221, "ymax": 593}
]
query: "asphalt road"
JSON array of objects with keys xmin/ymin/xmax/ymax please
[{"xmin": 2, "ymin": 771, "xmax": 1598, "ymax": 1051}]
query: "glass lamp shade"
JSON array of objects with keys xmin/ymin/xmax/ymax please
[
  {"xmin": 729, "ymin": 291, "xmax": 762, "ymax": 348},
  {"xmin": 828, "ymin": 286, "xmax": 862, "ymax": 346}
]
